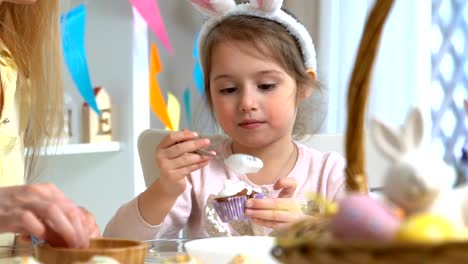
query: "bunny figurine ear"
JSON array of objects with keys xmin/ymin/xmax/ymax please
[
  {"xmin": 371, "ymin": 107, "xmax": 426, "ymax": 162},
  {"xmin": 464, "ymin": 99, "xmax": 468, "ymax": 115},
  {"xmin": 250, "ymin": 0, "xmax": 283, "ymax": 13},
  {"xmin": 402, "ymin": 107, "xmax": 424, "ymax": 151},
  {"xmin": 190, "ymin": 0, "xmax": 236, "ymax": 17},
  {"xmin": 371, "ymin": 118, "xmax": 404, "ymax": 162}
]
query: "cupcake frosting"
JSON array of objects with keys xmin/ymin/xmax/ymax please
[{"xmin": 216, "ymin": 180, "xmax": 262, "ymax": 198}]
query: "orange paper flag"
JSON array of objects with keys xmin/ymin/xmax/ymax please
[{"xmin": 149, "ymin": 43, "xmax": 173, "ymax": 130}]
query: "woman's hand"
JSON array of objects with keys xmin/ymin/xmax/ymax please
[
  {"xmin": 154, "ymin": 129, "xmax": 212, "ymax": 197},
  {"xmin": 245, "ymin": 178, "xmax": 306, "ymax": 230},
  {"xmin": 0, "ymin": 183, "xmax": 92, "ymax": 248},
  {"xmin": 79, "ymin": 207, "xmax": 101, "ymax": 238}
]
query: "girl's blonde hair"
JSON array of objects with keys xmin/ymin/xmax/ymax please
[
  {"xmin": 199, "ymin": 15, "xmax": 325, "ymax": 139},
  {"xmin": 0, "ymin": 1, "xmax": 64, "ymax": 181}
]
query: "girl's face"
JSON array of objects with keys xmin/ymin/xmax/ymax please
[{"xmin": 209, "ymin": 41, "xmax": 301, "ymax": 150}]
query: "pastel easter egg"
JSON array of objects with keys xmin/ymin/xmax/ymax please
[
  {"xmin": 395, "ymin": 214, "xmax": 459, "ymax": 243},
  {"xmin": 330, "ymin": 194, "xmax": 401, "ymax": 241}
]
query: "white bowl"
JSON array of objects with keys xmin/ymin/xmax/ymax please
[{"xmin": 184, "ymin": 236, "xmax": 279, "ymax": 264}]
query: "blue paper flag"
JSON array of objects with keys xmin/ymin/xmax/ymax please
[
  {"xmin": 192, "ymin": 31, "xmax": 200, "ymax": 58},
  {"xmin": 192, "ymin": 32, "xmax": 204, "ymax": 96},
  {"xmin": 61, "ymin": 4, "xmax": 100, "ymax": 115},
  {"xmin": 183, "ymin": 88, "xmax": 192, "ymax": 129}
]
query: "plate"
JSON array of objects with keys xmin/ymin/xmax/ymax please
[{"xmin": 184, "ymin": 236, "xmax": 279, "ymax": 264}]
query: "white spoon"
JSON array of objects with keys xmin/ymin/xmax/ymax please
[{"xmin": 195, "ymin": 149, "xmax": 263, "ymax": 174}]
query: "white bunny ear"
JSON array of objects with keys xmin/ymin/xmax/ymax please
[
  {"xmin": 191, "ymin": 0, "xmax": 236, "ymax": 17},
  {"xmin": 250, "ymin": 0, "xmax": 283, "ymax": 13},
  {"xmin": 464, "ymin": 99, "xmax": 468, "ymax": 115},
  {"xmin": 402, "ymin": 107, "xmax": 424, "ymax": 150},
  {"xmin": 371, "ymin": 117, "xmax": 405, "ymax": 162}
]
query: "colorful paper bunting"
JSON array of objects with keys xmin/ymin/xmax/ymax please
[
  {"xmin": 167, "ymin": 92, "xmax": 181, "ymax": 131},
  {"xmin": 129, "ymin": 0, "xmax": 173, "ymax": 54},
  {"xmin": 61, "ymin": 4, "xmax": 100, "ymax": 115},
  {"xmin": 149, "ymin": 43, "xmax": 173, "ymax": 130},
  {"xmin": 192, "ymin": 31, "xmax": 204, "ymax": 96},
  {"xmin": 183, "ymin": 88, "xmax": 192, "ymax": 129}
]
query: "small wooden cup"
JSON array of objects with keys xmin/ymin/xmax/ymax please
[{"xmin": 35, "ymin": 238, "xmax": 148, "ymax": 264}]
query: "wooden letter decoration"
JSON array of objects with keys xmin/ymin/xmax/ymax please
[{"xmin": 83, "ymin": 87, "xmax": 113, "ymax": 143}]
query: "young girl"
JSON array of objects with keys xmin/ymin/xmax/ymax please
[
  {"xmin": 104, "ymin": 0, "xmax": 345, "ymax": 239},
  {"xmin": 0, "ymin": 0, "xmax": 99, "ymax": 248}
]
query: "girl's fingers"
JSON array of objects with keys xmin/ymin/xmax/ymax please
[
  {"xmin": 183, "ymin": 160, "xmax": 211, "ymax": 173},
  {"xmin": 274, "ymin": 178, "xmax": 297, "ymax": 198},
  {"xmin": 164, "ymin": 138, "xmax": 211, "ymax": 160},
  {"xmin": 245, "ymin": 208, "xmax": 301, "ymax": 223},
  {"xmin": 251, "ymin": 218, "xmax": 290, "ymax": 230},
  {"xmin": 165, "ymin": 160, "xmax": 210, "ymax": 182},
  {"xmin": 246, "ymin": 198, "xmax": 301, "ymax": 212},
  {"xmin": 170, "ymin": 153, "xmax": 211, "ymax": 170},
  {"xmin": 158, "ymin": 130, "xmax": 198, "ymax": 149}
]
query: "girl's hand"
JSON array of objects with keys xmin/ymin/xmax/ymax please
[
  {"xmin": 245, "ymin": 197, "xmax": 305, "ymax": 230},
  {"xmin": 0, "ymin": 184, "xmax": 91, "ymax": 248},
  {"xmin": 155, "ymin": 129, "xmax": 212, "ymax": 197},
  {"xmin": 273, "ymin": 178, "xmax": 297, "ymax": 199},
  {"xmin": 245, "ymin": 178, "xmax": 305, "ymax": 230}
]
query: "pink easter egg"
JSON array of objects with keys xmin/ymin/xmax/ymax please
[{"xmin": 329, "ymin": 194, "xmax": 401, "ymax": 241}]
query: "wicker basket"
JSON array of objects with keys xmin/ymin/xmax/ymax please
[{"xmin": 271, "ymin": 0, "xmax": 468, "ymax": 263}]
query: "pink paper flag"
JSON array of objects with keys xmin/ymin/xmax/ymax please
[{"xmin": 129, "ymin": 0, "xmax": 173, "ymax": 54}]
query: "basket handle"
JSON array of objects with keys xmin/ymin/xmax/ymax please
[{"xmin": 345, "ymin": 0, "xmax": 395, "ymax": 193}]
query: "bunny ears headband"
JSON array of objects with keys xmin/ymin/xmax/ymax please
[{"xmin": 191, "ymin": 0, "xmax": 317, "ymax": 72}]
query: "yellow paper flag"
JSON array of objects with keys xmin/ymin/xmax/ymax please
[
  {"xmin": 149, "ymin": 43, "xmax": 173, "ymax": 130},
  {"xmin": 166, "ymin": 92, "xmax": 181, "ymax": 131}
]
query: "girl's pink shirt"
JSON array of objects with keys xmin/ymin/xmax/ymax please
[{"xmin": 103, "ymin": 140, "xmax": 346, "ymax": 240}]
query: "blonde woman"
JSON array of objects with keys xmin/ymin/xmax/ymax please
[{"xmin": 0, "ymin": 0, "xmax": 99, "ymax": 248}]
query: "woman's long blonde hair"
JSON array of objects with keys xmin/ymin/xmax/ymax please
[{"xmin": 0, "ymin": 1, "xmax": 64, "ymax": 181}]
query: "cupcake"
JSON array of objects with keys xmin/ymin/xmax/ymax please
[{"xmin": 212, "ymin": 180, "xmax": 264, "ymax": 223}]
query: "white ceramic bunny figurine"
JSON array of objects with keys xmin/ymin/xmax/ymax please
[
  {"xmin": 371, "ymin": 107, "xmax": 468, "ymax": 228},
  {"xmin": 465, "ymin": 99, "xmax": 468, "ymax": 115}
]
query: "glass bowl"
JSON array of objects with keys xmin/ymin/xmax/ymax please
[{"xmin": 145, "ymin": 239, "xmax": 192, "ymax": 263}]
